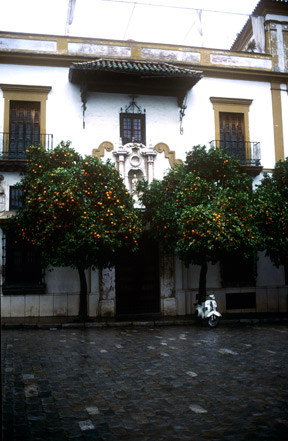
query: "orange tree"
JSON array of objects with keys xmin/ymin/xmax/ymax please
[
  {"xmin": 255, "ymin": 157, "xmax": 288, "ymax": 271},
  {"xmin": 138, "ymin": 145, "xmax": 260, "ymax": 305},
  {"xmin": 10, "ymin": 142, "xmax": 142, "ymax": 320}
]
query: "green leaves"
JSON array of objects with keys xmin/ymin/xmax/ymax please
[
  {"xmin": 255, "ymin": 157, "xmax": 288, "ymax": 268},
  {"xmin": 10, "ymin": 142, "xmax": 142, "ymax": 271},
  {"xmin": 138, "ymin": 145, "xmax": 259, "ymax": 267}
]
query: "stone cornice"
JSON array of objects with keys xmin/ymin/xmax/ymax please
[
  {"xmin": 210, "ymin": 97, "xmax": 253, "ymax": 106},
  {"xmin": 1, "ymin": 31, "xmax": 288, "ymax": 83},
  {"xmin": 0, "ymin": 32, "xmax": 272, "ymax": 66},
  {"xmin": 202, "ymin": 65, "xmax": 288, "ymax": 83},
  {"xmin": 0, "ymin": 84, "xmax": 52, "ymax": 94},
  {"xmin": 1, "ymin": 54, "xmax": 287, "ymax": 85}
]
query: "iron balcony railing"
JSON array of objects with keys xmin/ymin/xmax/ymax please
[
  {"xmin": 0, "ymin": 132, "xmax": 53, "ymax": 159},
  {"xmin": 209, "ymin": 140, "xmax": 261, "ymax": 166}
]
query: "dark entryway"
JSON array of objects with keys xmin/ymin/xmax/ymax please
[
  {"xmin": 3, "ymin": 231, "xmax": 45, "ymax": 295},
  {"xmin": 115, "ymin": 238, "xmax": 160, "ymax": 316}
]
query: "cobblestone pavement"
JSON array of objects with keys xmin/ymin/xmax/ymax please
[{"xmin": 2, "ymin": 324, "xmax": 288, "ymax": 441}]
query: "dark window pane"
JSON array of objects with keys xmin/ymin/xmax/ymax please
[
  {"xmin": 120, "ymin": 113, "xmax": 146, "ymax": 144},
  {"xmin": 219, "ymin": 112, "xmax": 245, "ymax": 162},
  {"xmin": 123, "ymin": 118, "xmax": 132, "ymax": 142},
  {"xmin": 10, "ymin": 187, "xmax": 22, "ymax": 210},
  {"xmin": 9, "ymin": 101, "xmax": 41, "ymax": 153},
  {"xmin": 133, "ymin": 118, "xmax": 142, "ymax": 142}
]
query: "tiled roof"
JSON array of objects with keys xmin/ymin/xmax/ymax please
[
  {"xmin": 69, "ymin": 58, "xmax": 203, "ymax": 107},
  {"xmin": 253, "ymin": 0, "xmax": 288, "ymax": 14},
  {"xmin": 70, "ymin": 58, "xmax": 201, "ymax": 78}
]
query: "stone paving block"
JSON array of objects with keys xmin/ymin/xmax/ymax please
[
  {"xmin": 154, "ymin": 320, "xmax": 176, "ymax": 326},
  {"xmin": 62, "ymin": 323, "xmax": 85, "ymax": 328},
  {"xmin": 2, "ymin": 324, "xmax": 288, "ymax": 441},
  {"xmin": 106, "ymin": 321, "xmax": 131, "ymax": 327},
  {"xmin": 132, "ymin": 321, "xmax": 155, "ymax": 326},
  {"xmin": 85, "ymin": 322, "xmax": 107, "ymax": 328}
]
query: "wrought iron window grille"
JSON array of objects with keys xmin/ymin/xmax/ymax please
[{"xmin": 120, "ymin": 95, "xmax": 145, "ymax": 114}]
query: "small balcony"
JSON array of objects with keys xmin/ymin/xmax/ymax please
[
  {"xmin": 0, "ymin": 132, "xmax": 54, "ymax": 158},
  {"xmin": 210, "ymin": 140, "xmax": 262, "ymax": 176},
  {"xmin": 209, "ymin": 140, "xmax": 261, "ymax": 165},
  {"xmin": 0, "ymin": 132, "xmax": 53, "ymax": 170}
]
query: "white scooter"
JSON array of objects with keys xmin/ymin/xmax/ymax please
[{"xmin": 194, "ymin": 294, "xmax": 222, "ymax": 327}]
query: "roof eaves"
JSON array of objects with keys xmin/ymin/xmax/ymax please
[{"xmin": 70, "ymin": 58, "xmax": 202, "ymax": 78}]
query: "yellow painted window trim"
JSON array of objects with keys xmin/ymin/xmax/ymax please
[
  {"xmin": 210, "ymin": 97, "xmax": 253, "ymax": 143},
  {"xmin": 0, "ymin": 84, "xmax": 51, "ymax": 134}
]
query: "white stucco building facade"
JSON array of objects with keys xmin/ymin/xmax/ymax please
[{"xmin": 0, "ymin": 0, "xmax": 287, "ymax": 319}]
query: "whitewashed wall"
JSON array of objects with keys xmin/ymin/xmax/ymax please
[
  {"xmin": 0, "ymin": 63, "xmax": 279, "ymax": 170},
  {"xmin": 1, "ymin": 172, "xmax": 22, "ymax": 212},
  {"xmin": 0, "ymin": 61, "xmax": 287, "ymax": 318},
  {"xmin": 175, "ymin": 253, "xmax": 287, "ymax": 316},
  {"xmin": 185, "ymin": 77, "xmax": 276, "ymax": 167}
]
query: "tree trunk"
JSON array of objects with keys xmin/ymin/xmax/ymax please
[
  {"xmin": 78, "ymin": 266, "xmax": 88, "ymax": 322},
  {"xmin": 198, "ymin": 259, "xmax": 208, "ymax": 305}
]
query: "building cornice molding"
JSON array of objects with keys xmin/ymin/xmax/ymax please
[
  {"xmin": 0, "ymin": 84, "xmax": 52, "ymax": 94},
  {"xmin": 203, "ymin": 66, "xmax": 288, "ymax": 83},
  {"xmin": 0, "ymin": 31, "xmax": 274, "ymax": 68},
  {"xmin": 1, "ymin": 52, "xmax": 287, "ymax": 84},
  {"xmin": 210, "ymin": 97, "xmax": 253, "ymax": 106},
  {"xmin": 1, "ymin": 31, "xmax": 288, "ymax": 84}
]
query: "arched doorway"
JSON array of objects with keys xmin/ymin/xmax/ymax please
[{"xmin": 115, "ymin": 238, "xmax": 160, "ymax": 316}]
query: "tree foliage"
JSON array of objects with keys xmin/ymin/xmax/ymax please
[
  {"xmin": 138, "ymin": 145, "xmax": 260, "ymax": 303},
  {"xmin": 10, "ymin": 142, "xmax": 142, "ymax": 319},
  {"xmin": 255, "ymin": 157, "xmax": 288, "ymax": 268}
]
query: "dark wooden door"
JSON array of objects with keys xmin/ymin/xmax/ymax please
[
  {"xmin": 115, "ymin": 239, "xmax": 160, "ymax": 316},
  {"xmin": 219, "ymin": 112, "xmax": 246, "ymax": 162},
  {"xmin": 9, "ymin": 101, "xmax": 40, "ymax": 155}
]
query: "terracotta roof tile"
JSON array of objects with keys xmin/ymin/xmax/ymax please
[{"xmin": 70, "ymin": 58, "xmax": 200, "ymax": 78}]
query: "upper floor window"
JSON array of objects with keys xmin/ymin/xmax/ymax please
[
  {"xmin": 0, "ymin": 84, "xmax": 52, "ymax": 160},
  {"xmin": 120, "ymin": 96, "xmax": 146, "ymax": 145},
  {"xmin": 9, "ymin": 101, "xmax": 40, "ymax": 155},
  {"xmin": 120, "ymin": 113, "xmax": 146, "ymax": 145},
  {"xmin": 209, "ymin": 97, "xmax": 261, "ymax": 167},
  {"xmin": 219, "ymin": 112, "xmax": 246, "ymax": 163}
]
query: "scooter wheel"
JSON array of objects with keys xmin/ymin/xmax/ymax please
[{"xmin": 208, "ymin": 314, "xmax": 220, "ymax": 328}]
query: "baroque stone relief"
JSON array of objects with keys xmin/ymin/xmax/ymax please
[{"xmin": 94, "ymin": 141, "xmax": 182, "ymax": 199}]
